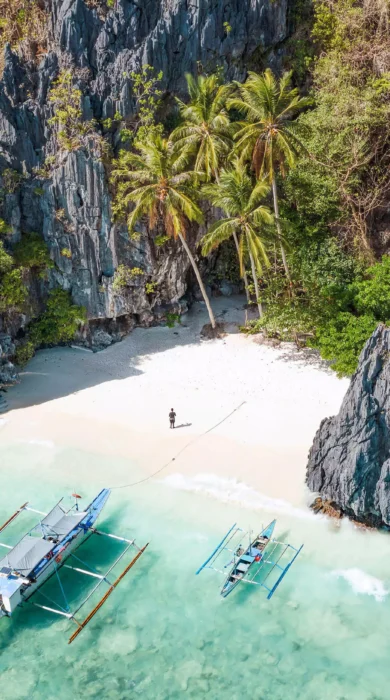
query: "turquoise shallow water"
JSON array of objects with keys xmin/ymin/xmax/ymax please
[{"xmin": 0, "ymin": 443, "xmax": 389, "ymax": 699}]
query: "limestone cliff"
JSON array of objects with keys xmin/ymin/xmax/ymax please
[
  {"xmin": 306, "ymin": 325, "xmax": 390, "ymax": 527},
  {"xmin": 0, "ymin": 0, "xmax": 291, "ymax": 381}
]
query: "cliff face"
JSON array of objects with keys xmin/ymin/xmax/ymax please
[
  {"xmin": 0, "ymin": 0, "xmax": 291, "ymax": 379},
  {"xmin": 306, "ymin": 325, "xmax": 390, "ymax": 527}
]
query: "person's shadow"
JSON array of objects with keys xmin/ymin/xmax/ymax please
[{"xmin": 174, "ymin": 423, "xmax": 192, "ymax": 429}]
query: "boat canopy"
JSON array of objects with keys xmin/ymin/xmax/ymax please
[
  {"xmin": 31, "ymin": 504, "xmax": 86, "ymax": 540},
  {"xmin": 0, "ymin": 537, "xmax": 54, "ymax": 576},
  {"xmin": 0, "ymin": 509, "xmax": 86, "ymax": 576}
]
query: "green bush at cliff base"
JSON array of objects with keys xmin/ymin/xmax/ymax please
[
  {"xmin": 14, "ymin": 340, "xmax": 35, "ymax": 367},
  {"xmin": 313, "ymin": 313, "xmax": 378, "ymax": 376},
  {"xmin": 13, "ymin": 232, "xmax": 53, "ymax": 272},
  {"xmin": 30, "ymin": 289, "xmax": 86, "ymax": 346},
  {"xmin": 353, "ymin": 256, "xmax": 390, "ymax": 319},
  {"xmin": 247, "ymin": 250, "xmax": 390, "ymax": 376}
]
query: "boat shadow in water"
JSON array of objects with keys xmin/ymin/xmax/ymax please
[{"xmin": 0, "ymin": 518, "xmax": 158, "ymax": 647}]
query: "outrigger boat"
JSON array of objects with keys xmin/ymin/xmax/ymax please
[
  {"xmin": 196, "ymin": 519, "xmax": 303, "ymax": 599},
  {"xmin": 0, "ymin": 489, "xmax": 148, "ymax": 643}
]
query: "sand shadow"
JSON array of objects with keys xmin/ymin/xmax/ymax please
[
  {"xmin": 6, "ymin": 295, "xmax": 247, "ymax": 411},
  {"xmin": 174, "ymin": 423, "xmax": 192, "ymax": 429}
]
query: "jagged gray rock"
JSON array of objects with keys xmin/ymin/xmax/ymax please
[
  {"xmin": 0, "ymin": 0, "xmax": 291, "ymax": 381},
  {"xmin": 306, "ymin": 325, "xmax": 390, "ymax": 526}
]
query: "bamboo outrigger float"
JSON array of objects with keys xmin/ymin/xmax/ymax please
[
  {"xmin": 196, "ymin": 519, "xmax": 303, "ymax": 599},
  {"xmin": 0, "ymin": 489, "xmax": 148, "ymax": 643}
]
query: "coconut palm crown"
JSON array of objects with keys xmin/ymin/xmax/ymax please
[
  {"xmin": 229, "ymin": 68, "xmax": 310, "ymax": 178},
  {"xmin": 171, "ymin": 73, "xmax": 237, "ymax": 182},
  {"xmin": 111, "ymin": 133, "xmax": 216, "ymax": 327},
  {"xmin": 201, "ymin": 161, "xmax": 277, "ymax": 316},
  {"xmin": 228, "ymin": 69, "xmax": 310, "ymax": 281}
]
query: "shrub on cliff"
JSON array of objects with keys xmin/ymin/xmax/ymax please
[
  {"xmin": 0, "ymin": 268, "xmax": 27, "ymax": 311},
  {"xmin": 30, "ymin": 289, "xmax": 86, "ymax": 346},
  {"xmin": 13, "ymin": 232, "xmax": 53, "ymax": 273}
]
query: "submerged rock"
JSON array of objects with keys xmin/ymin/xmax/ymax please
[{"xmin": 306, "ymin": 325, "xmax": 390, "ymax": 527}]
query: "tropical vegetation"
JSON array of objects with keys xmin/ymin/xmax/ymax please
[{"xmin": 3, "ymin": 0, "xmax": 390, "ymax": 375}]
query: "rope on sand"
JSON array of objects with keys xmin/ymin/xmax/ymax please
[{"xmin": 109, "ymin": 401, "xmax": 246, "ymax": 490}]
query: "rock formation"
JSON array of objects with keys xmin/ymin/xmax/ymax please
[
  {"xmin": 306, "ymin": 325, "xmax": 390, "ymax": 527},
  {"xmin": 0, "ymin": 0, "xmax": 292, "ymax": 380}
]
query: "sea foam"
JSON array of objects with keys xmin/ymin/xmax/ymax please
[
  {"xmin": 162, "ymin": 472, "xmax": 314, "ymax": 520},
  {"xmin": 24, "ymin": 439, "xmax": 55, "ymax": 448},
  {"xmin": 331, "ymin": 568, "xmax": 388, "ymax": 602}
]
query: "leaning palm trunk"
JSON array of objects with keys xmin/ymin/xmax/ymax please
[
  {"xmin": 178, "ymin": 233, "xmax": 216, "ymax": 329},
  {"xmin": 248, "ymin": 247, "xmax": 263, "ymax": 318},
  {"xmin": 271, "ymin": 176, "xmax": 291, "ymax": 284},
  {"xmin": 232, "ymin": 231, "xmax": 250, "ymax": 304}
]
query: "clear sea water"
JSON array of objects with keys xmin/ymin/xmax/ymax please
[{"xmin": 0, "ymin": 441, "xmax": 389, "ymax": 700}]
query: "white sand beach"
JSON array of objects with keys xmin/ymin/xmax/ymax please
[{"xmin": 1, "ymin": 296, "xmax": 349, "ymax": 510}]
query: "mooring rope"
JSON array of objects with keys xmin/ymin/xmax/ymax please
[{"xmin": 109, "ymin": 400, "xmax": 246, "ymax": 490}]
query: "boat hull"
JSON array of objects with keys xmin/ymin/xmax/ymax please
[
  {"xmin": 0, "ymin": 489, "xmax": 111, "ymax": 615},
  {"xmin": 220, "ymin": 520, "xmax": 276, "ymax": 598}
]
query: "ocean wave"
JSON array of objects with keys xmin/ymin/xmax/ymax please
[
  {"xmin": 24, "ymin": 439, "xmax": 55, "ymax": 448},
  {"xmin": 0, "ymin": 418, "xmax": 8, "ymax": 429},
  {"xmin": 331, "ymin": 568, "xmax": 388, "ymax": 602},
  {"xmin": 162, "ymin": 472, "xmax": 314, "ymax": 520}
]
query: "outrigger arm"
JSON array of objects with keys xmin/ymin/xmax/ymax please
[
  {"xmin": 0, "ymin": 503, "xmax": 29, "ymax": 533},
  {"xmin": 68, "ymin": 542, "xmax": 148, "ymax": 644},
  {"xmin": 29, "ymin": 527, "xmax": 149, "ymax": 644}
]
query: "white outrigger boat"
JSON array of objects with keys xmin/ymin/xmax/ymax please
[{"xmin": 0, "ymin": 489, "xmax": 148, "ymax": 643}]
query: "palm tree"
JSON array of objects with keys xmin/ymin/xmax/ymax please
[
  {"xmin": 111, "ymin": 133, "xmax": 216, "ymax": 328},
  {"xmin": 228, "ymin": 69, "xmax": 310, "ymax": 282},
  {"xmin": 201, "ymin": 162, "xmax": 275, "ymax": 317},
  {"xmin": 171, "ymin": 73, "xmax": 237, "ymax": 183}
]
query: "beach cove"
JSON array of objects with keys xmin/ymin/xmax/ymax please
[{"xmin": 0, "ymin": 297, "xmax": 389, "ymax": 699}]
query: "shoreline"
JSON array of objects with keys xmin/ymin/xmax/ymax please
[{"xmin": 1, "ymin": 296, "xmax": 349, "ymax": 511}]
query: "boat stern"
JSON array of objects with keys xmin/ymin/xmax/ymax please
[{"xmin": 0, "ymin": 569, "xmax": 27, "ymax": 615}]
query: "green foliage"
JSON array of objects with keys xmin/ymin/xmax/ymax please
[
  {"xmin": 34, "ymin": 156, "xmax": 56, "ymax": 179},
  {"xmin": 0, "ymin": 0, "xmax": 47, "ymax": 74},
  {"xmin": 165, "ymin": 312, "xmax": 180, "ymax": 328},
  {"xmin": 48, "ymin": 71, "xmax": 96, "ymax": 151},
  {"xmin": 223, "ymin": 21, "xmax": 232, "ymax": 35},
  {"xmin": 154, "ymin": 234, "xmax": 170, "ymax": 247},
  {"xmin": 0, "ymin": 268, "xmax": 27, "ymax": 311},
  {"xmin": 30, "ymin": 289, "xmax": 86, "ymax": 346},
  {"xmin": 0, "ymin": 218, "xmax": 11, "ymax": 235},
  {"xmin": 353, "ymin": 257, "xmax": 390, "ymax": 319},
  {"xmin": 112, "ymin": 265, "xmax": 144, "ymax": 291},
  {"xmin": 171, "ymin": 73, "xmax": 237, "ymax": 182},
  {"xmin": 314, "ymin": 313, "xmax": 378, "ymax": 376},
  {"xmin": 14, "ymin": 340, "xmax": 35, "ymax": 366},
  {"xmin": 120, "ymin": 65, "xmax": 163, "ymax": 146},
  {"xmin": 201, "ymin": 160, "xmax": 274, "ymax": 280},
  {"xmin": 33, "ymin": 187, "xmax": 45, "ymax": 196},
  {"xmin": 13, "ymin": 232, "xmax": 53, "ymax": 271},
  {"xmin": 60, "ymin": 247, "xmax": 72, "ymax": 259},
  {"xmin": 1, "ymin": 168, "xmax": 23, "ymax": 194},
  {"xmin": 0, "ymin": 241, "xmax": 13, "ymax": 273},
  {"xmin": 145, "ymin": 281, "xmax": 157, "ymax": 295}
]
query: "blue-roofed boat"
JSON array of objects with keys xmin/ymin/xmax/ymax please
[
  {"xmin": 0, "ymin": 489, "xmax": 148, "ymax": 643},
  {"xmin": 196, "ymin": 519, "xmax": 303, "ymax": 600}
]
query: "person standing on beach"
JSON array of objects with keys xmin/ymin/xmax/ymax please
[{"xmin": 169, "ymin": 408, "xmax": 176, "ymax": 429}]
